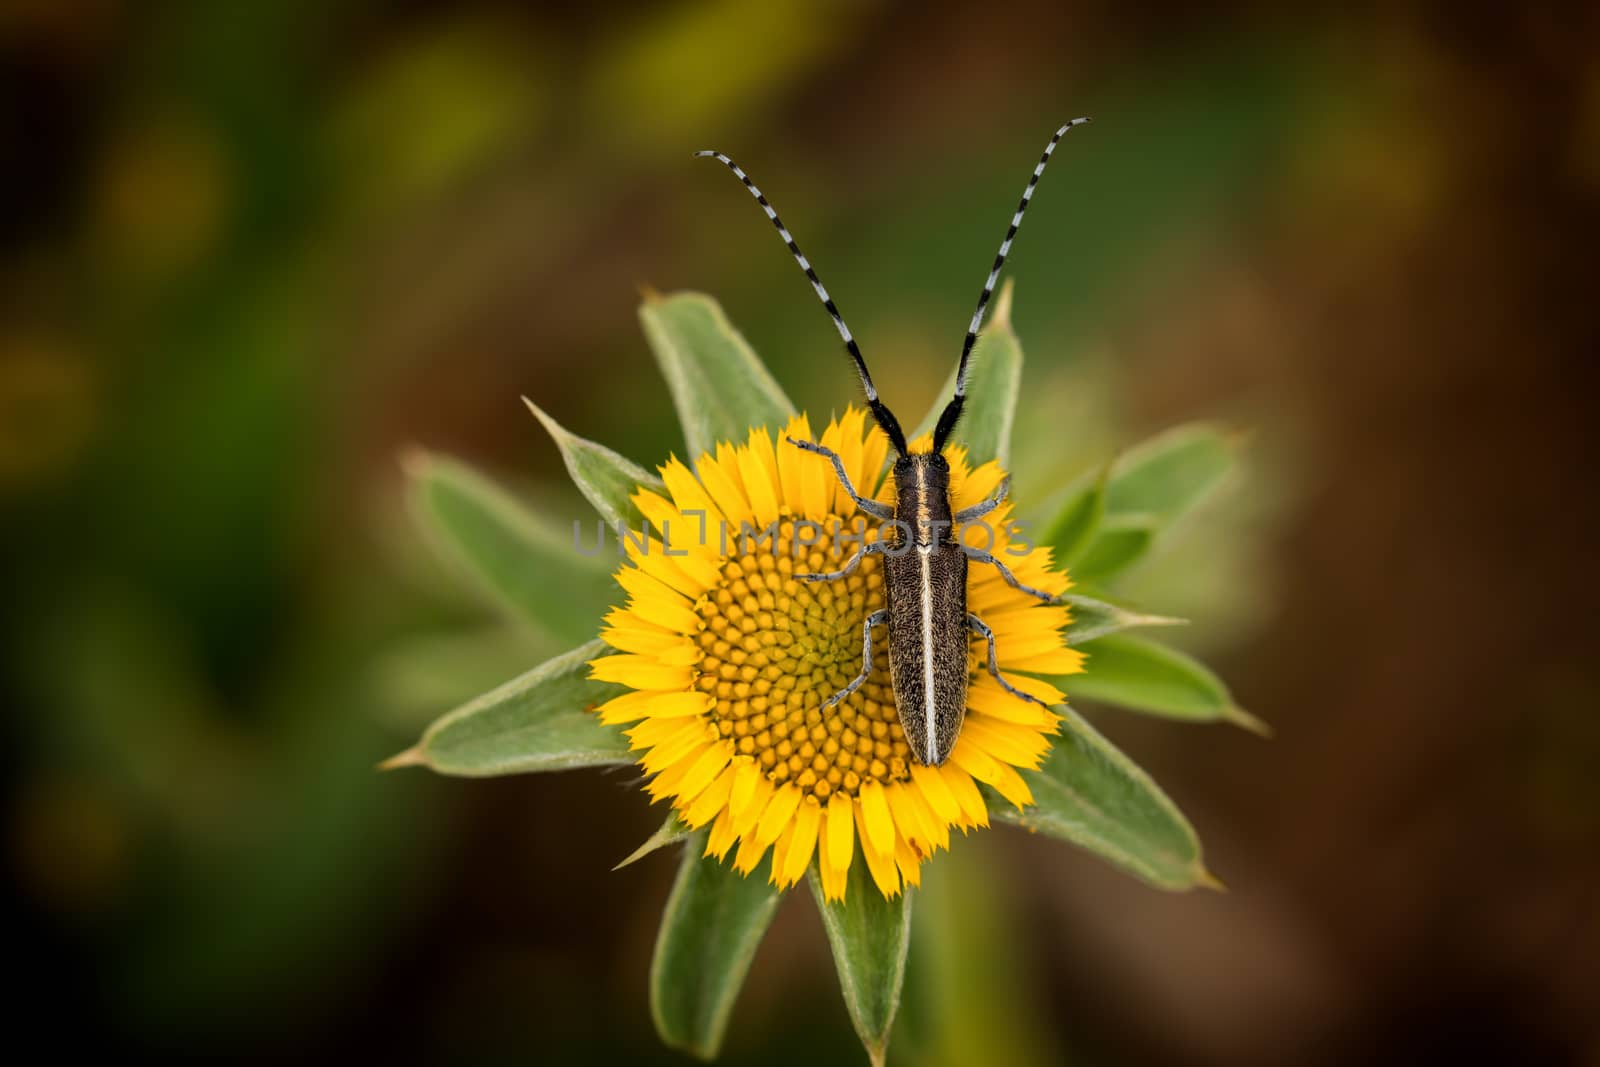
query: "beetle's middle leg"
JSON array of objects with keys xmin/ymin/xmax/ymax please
[
  {"xmin": 785, "ymin": 437, "xmax": 894, "ymax": 521},
  {"xmin": 968, "ymin": 613, "xmax": 1053, "ymax": 709},
  {"xmin": 962, "ymin": 546, "xmax": 1058, "ymax": 604},
  {"xmin": 797, "ymin": 539, "xmax": 886, "ymax": 582},
  {"xmin": 822, "ymin": 609, "xmax": 888, "ymax": 710}
]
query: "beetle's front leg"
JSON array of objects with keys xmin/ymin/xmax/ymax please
[
  {"xmin": 796, "ymin": 539, "xmax": 886, "ymax": 583},
  {"xmin": 952, "ymin": 475, "xmax": 1011, "ymax": 523},
  {"xmin": 785, "ymin": 437, "xmax": 894, "ymax": 521}
]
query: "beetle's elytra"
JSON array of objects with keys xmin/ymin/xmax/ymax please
[{"xmin": 696, "ymin": 120, "xmax": 1088, "ymax": 764}]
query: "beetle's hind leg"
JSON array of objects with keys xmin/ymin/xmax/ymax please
[
  {"xmin": 952, "ymin": 475, "xmax": 1010, "ymax": 523},
  {"xmin": 968, "ymin": 613, "xmax": 1053, "ymax": 709},
  {"xmin": 822, "ymin": 609, "xmax": 888, "ymax": 710},
  {"xmin": 785, "ymin": 437, "xmax": 894, "ymax": 521},
  {"xmin": 797, "ymin": 539, "xmax": 886, "ymax": 582},
  {"xmin": 963, "ymin": 546, "xmax": 1058, "ymax": 604}
]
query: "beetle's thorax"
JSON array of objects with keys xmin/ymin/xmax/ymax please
[{"xmin": 891, "ymin": 452, "xmax": 954, "ymax": 548}]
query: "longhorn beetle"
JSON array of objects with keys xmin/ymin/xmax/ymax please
[{"xmin": 694, "ymin": 119, "xmax": 1089, "ymax": 766}]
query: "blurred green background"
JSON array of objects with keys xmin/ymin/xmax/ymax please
[{"xmin": 4, "ymin": 2, "xmax": 1596, "ymax": 1064}]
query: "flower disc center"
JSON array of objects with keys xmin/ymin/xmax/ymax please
[{"xmin": 693, "ymin": 516, "xmax": 912, "ymax": 801}]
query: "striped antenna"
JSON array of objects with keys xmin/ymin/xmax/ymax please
[
  {"xmin": 933, "ymin": 117, "xmax": 1090, "ymax": 452},
  {"xmin": 694, "ymin": 150, "xmax": 908, "ymax": 455}
]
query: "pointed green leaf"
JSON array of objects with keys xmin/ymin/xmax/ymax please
[
  {"xmin": 615, "ymin": 811, "xmax": 691, "ymax": 870},
  {"xmin": 382, "ymin": 641, "xmax": 633, "ymax": 776},
  {"xmin": 639, "ymin": 291, "xmax": 795, "ymax": 460},
  {"xmin": 651, "ymin": 836, "xmax": 784, "ymax": 1060},
  {"xmin": 406, "ymin": 449, "xmax": 611, "ymax": 643},
  {"xmin": 1038, "ymin": 466, "xmax": 1107, "ymax": 567},
  {"xmin": 523, "ymin": 398, "xmax": 664, "ymax": 528},
  {"xmin": 913, "ymin": 279, "xmax": 1022, "ymax": 466},
  {"xmin": 1071, "ymin": 514, "xmax": 1156, "ymax": 582},
  {"xmin": 808, "ymin": 858, "xmax": 913, "ymax": 1067},
  {"xmin": 994, "ymin": 707, "xmax": 1218, "ymax": 890},
  {"xmin": 1065, "ymin": 633, "xmax": 1267, "ymax": 733},
  {"xmin": 1063, "ymin": 594, "xmax": 1186, "ymax": 647},
  {"xmin": 1104, "ymin": 421, "xmax": 1239, "ymax": 527}
]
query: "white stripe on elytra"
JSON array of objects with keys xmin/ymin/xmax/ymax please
[
  {"xmin": 918, "ymin": 546, "xmax": 936, "ymax": 764},
  {"xmin": 914, "ymin": 462, "xmax": 937, "ymax": 762}
]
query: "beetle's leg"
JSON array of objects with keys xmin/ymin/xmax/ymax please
[
  {"xmin": 797, "ymin": 539, "xmax": 886, "ymax": 582},
  {"xmin": 821, "ymin": 609, "xmax": 889, "ymax": 710},
  {"xmin": 786, "ymin": 437, "xmax": 894, "ymax": 521},
  {"xmin": 962, "ymin": 546, "xmax": 1057, "ymax": 604},
  {"xmin": 952, "ymin": 475, "xmax": 1011, "ymax": 523},
  {"xmin": 968, "ymin": 613, "xmax": 1053, "ymax": 709}
]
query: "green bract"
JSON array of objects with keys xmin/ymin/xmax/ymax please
[{"xmin": 388, "ymin": 289, "xmax": 1258, "ymax": 1063}]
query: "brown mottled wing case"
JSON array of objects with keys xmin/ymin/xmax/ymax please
[{"xmin": 883, "ymin": 545, "xmax": 969, "ymax": 765}]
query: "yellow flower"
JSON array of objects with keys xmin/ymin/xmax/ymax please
[{"xmin": 590, "ymin": 407, "xmax": 1084, "ymax": 900}]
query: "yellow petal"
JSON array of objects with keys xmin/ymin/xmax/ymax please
[
  {"xmin": 698, "ymin": 450, "xmax": 752, "ymax": 528},
  {"xmin": 601, "ymin": 690, "xmax": 709, "ymax": 726},
  {"xmin": 894, "ymin": 836, "xmax": 924, "ymax": 888},
  {"xmin": 640, "ymin": 728, "xmax": 710, "ymax": 776},
  {"xmin": 755, "ymin": 783, "xmax": 802, "ymax": 846},
  {"xmin": 819, "ymin": 846, "xmax": 849, "ymax": 901},
  {"xmin": 949, "ymin": 732, "xmax": 1003, "ymax": 786},
  {"xmin": 964, "ymin": 688, "xmax": 1058, "ymax": 728},
  {"xmin": 641, "ymin": 691, "xmax": 715, "ymax": 719},
  {"xmin": 776, "ymin": 414, "xmax": 813, "ymax": 514},
  {"xmin": 955, "ymin": 460, "xmax": 1006, "ymax": 512},
  {"xmin": 911, "ymin": 764, "xmax": 961, "ymax": 824},
  {"xmin": 730, "ymin": 773, "xmax": 774, "ymax": 840},
  {"xmin": 594, "ymin": 689, "xmax": 657, "ymax": 726},
  {"xmin": 833, "ymin": 408, "xmax": 869, "ymax": 515},
  {"xmin": 799, "ymin": 448, "xmax": 830, "ymax": 522},
  {"xmin": 631, "ymin": 487, "xmax": 679, "ymax": 537},
  {"xmin": 648, "ymin": 742, "xmax": 708, "ymax": 800},
  {"xmin": 988, "ymin": 629, "xmax": 1072, "ymax": 662},
  {"xmin": 600, "ymin": 624, "xmax": 696, "ymax": 659},
  {"xmin": 1002, "ymin": 646, "xmax": 1086, "ymax": 675},
  {"xmin": 825, "ymin": 792, "xmax": 855, "ymax": 872},
  {"xmin": 675, "ymin": 742, "xmax": 733, "ymax": 805},
  {"xmin": 590, "ymin": 655, "xmax": 691, "ymax": 691},
  {"xmin": 706, "ymin": 806, "xmax": 738, "ymax": 859},
  {"xmin": 684, "ymin": 764, "xmax": 736, "ymax": 827},
  {"xmin": 736, "ymin": 438, "xmax": 781, "ymax": 528},
  {"xmin": 733, "ymin": 828, "xmax": 769, "ymax": 874},
  {"xmin": 729, "ymin": 759, "xmax": 764, "ymax": 818},
  {"xmin": 970, "ymin": 672, "xmax": 1065, "ymax": 709},
  {"xmin": 660, "ymin": 457, "xmax": 727, "ymax": 533},
  {"xmin": 988, "ymin": 760, "xmax": 1035, "ymax": 808},
  {"xmin": 979, "ymin": 602, "xmax": 1071, "ymax": 637},
  {"xmin": 897, "ymin": 781, "xmax": 949, "ymax": 851},
  {"xmin": 859, "ymin": 421, "xmax": 890, "ymax": 501},
  {"xmin": 962, "ymin": 715, "xmax": 1051, "ymax": 769},
  {"xmin": 852, "ymin": 800, "xmax": 901, "ymax": 898},
  {"xmin": 628, "ymin": 714, "xmax": 705, "ymax": 754},
  {"xmin": 942, "ymin": 764, "xmax": 990, "ymax": 828},
  {"xmin": 745, "ymin": 426, "xmax": 783, "ymax": 513},
  {"xmin": 768, "ymin": 821, "xmax": 796, "ymax": 886},
  {"xmin": 625, "ymin": 537, "xmax": 710, "ymax": 598},
  {"xmin": 885, "ymin": 782, "xmax": 930, "ymax": 851},
  {"xmin": 818, "ymin": 414, "xmax": 852, "ymax": 517},
  {"xmin": 780, "ymin": 799, "xmax": 821, "ymax": 887},
  {"xmin": 858, "ymin": 780, "xmax": 895, "ymax": 858}
]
